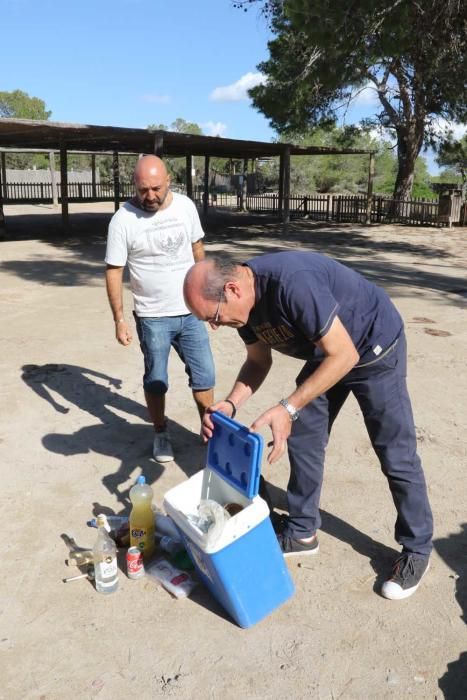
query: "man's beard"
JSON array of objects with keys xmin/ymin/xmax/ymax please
[{"xmin": 138, "ymin": 190, "xmax": 169, "ymax": 211}]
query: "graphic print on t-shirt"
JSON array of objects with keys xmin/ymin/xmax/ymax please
[
  {"xmin": 145, "ymin": 218, "xmax": 186, "ymax": 259},
  {"xmin": 253, "ymin": 321, "xmax": 295, "ymax": 347}
]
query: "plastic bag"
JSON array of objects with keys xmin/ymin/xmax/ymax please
[
  {"xmin": 146, "ymin": 558, "xmax": 197, "ymax": 599},
  {"xmin": 187, "ymin": 499, "xmax": 231, "ymax": 547}
]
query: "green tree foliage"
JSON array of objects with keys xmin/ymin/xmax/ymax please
[
  {"xmin": 256, "ymin": 125, "xmax": 433, "ymax": 198},
  {"xmin": 0, "ymin": 89, "xmax": 51, "ymax": 120},
  {"xmin": 0, "ymin": 89, "xmax": 52, "ymax": 169},
  {"xmin": 97, "ymin": 155, "xmax": 138, "ymax": 183},
  {"xmin": 411, "ymin": 158, "xmax": 435, "ymax": 199},
  {"xmin": 436, "ymin": 134, "xmax": 467, "ymax": 185},
  {"xmin": 285, "ymin": 126, "xmax": 380, "ymax": 193},
  {"xmin": 239, "ymin": 0, "xmax": 467, "ymax": 200}
]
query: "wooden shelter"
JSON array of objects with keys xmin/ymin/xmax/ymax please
[{"xmin": 0, "ymin": 118, "xmax": 375, "ymax": 234}]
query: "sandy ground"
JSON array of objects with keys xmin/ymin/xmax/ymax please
[{"xmin": 1, "ymin": 202, "xmax": 466, "ymax": 700}]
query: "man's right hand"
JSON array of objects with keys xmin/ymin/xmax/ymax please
[
  {"xmin": 201, "ymin": 400, "xmax": 236, "ymax": 442},
  {"xmin": 115, "ymin": 321, "xmax": 132, "ymax": 346}
]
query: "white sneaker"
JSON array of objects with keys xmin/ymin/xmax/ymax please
[
  {"xmin": 153, "ymin": 431, "xmax": 174, "ymax": 463},
  {"xmin": 381, "ymin": 553, "xmax": 430, "ymax": 600}
]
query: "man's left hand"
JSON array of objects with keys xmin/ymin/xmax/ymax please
[{"xmin": 250, "ymin": 405, "xmax": 292, "ymax": 464}]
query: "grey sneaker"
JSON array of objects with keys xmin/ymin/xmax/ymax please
[
  {"xmin": 381, "ymin": 553, "xmax": 430, "ymax": 600},
  {"xmin": 153, "ymin": 431, "xmax": 174, "ymax": 463},
  {"xmin": 277, "ymin": 532, "xmax": 319, "ymax": 557}
]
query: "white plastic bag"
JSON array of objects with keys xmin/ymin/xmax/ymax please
[
  {"xmin": 146, "ymin": 558, "xmax": 197, "ymax": 599},
  {"xmin": 187, "ymin": 499, "xmax": 231, "ymax": 547}
]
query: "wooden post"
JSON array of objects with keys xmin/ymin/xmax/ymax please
[
  {"xmin": 186, "ymin": 155, "xmax": 193, "ymax": 200},
  {"xmin": 0, "ymin": 160, "xmax": 6, "ymax": 239},
  {"xmin": 49, "ymin": 151, "xmax": 58, "ymax": 207},
  {"xmin": 278, "ymin": 154, "xmax": 284, "ymax": 219},
  {"xmin": 91, "ymin": 154, "xmax": 97, "ymax": 199},
  {"xmin": 1, "ymin": 152, "xmax": 7, "ymax": 201},
  {"xmin": 153, "ymin": 132, "xmax": 164, "ymax": 157},
  {"xmin": 239, "ymin": 158, "xmax": 248, "ymax": 211},
  {"xmin": 203, "ymin": 155, "xmax": 210, "ymax": 218},
  {"xmin": 366, "ymin": 152, "xmax": 375, "ymax": 224},
  {"xmin": 59, "ymin": 145, "xmax": 69, "ymax": 232},
  {"xmin": 113, "ymin": 151, "xmax": 120, "ymax": 212},
  {"xmin": 282, "ymin": 147, "xmax": 290, "ymax": 224}
]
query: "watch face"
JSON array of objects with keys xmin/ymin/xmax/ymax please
[{"xmin": 280, "ymin": 399, "xmax": 299, "ymax": 421}]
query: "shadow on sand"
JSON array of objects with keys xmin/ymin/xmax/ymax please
[
  {"xmin": 435, "ymin": 524, "xmax": 467, "ymax": 699},
  {"xmin": 265, "ymin": 480, "xmax": 398, "ymax": 591},
  {"xmin": 2, "ymin": 210, "xmax": 466, "ymax": 308},
  {"xmin": 21, "ymin": 362, "xmax": 206, "ymax": 510}
]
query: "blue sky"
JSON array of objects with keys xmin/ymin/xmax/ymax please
[
  {"xmin": 2, "ymin": 0, "xmax": 275, "ymax": 140},
  {"xmin": 2, "ymin": 0, "xmax": 460, "ymax": 173}
]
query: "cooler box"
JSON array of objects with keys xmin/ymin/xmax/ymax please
[{"xmin": 163, "ymin": 412, "xmax": 295, "ymax": 628}]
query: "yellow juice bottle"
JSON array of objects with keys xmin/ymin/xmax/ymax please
[{"xmin": 129, "ymin": 475, "xmax": 155, "ymax": 559}]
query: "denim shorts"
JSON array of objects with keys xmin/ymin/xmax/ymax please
[{"xmin": 133, "ymin": 312, "xmax": 215, "ymax": 395}]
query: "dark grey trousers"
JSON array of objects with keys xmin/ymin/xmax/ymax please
[{"xmin": 286, "ymin": 331, "xmax": 433, "ymax": 557}]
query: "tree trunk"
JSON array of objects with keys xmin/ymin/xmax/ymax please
[{"xmin": 392, "ymin": 125, "xmax": 424, "ymax": 201}]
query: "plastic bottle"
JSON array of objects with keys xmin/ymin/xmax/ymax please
[
  {"xmin": 154, "ymin": 513, "xmax": 182, "ymax": 541},
  {"xmin": 87, "ymin": 515, "xmax": 128, "ymax": 530},
  {"xmin": 87, "ymin": 515, "xmax": 130, "ymax": 547},
  {"xmin": 92, "ymin": 514, "xmax": 119, "ymax": 594},
  {"xmin": 159, "ymin": 535, "xmax": 185, "ymax": 556},
  {"xmin": 129, "ymin": 475, "xmax": 155, "ymax": 560}
]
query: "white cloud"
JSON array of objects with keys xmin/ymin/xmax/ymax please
[
  {"xmin": 142, "ymin": 93, "xmax": 171, "ymax": 104},
  {"xmin": 367, "ymin": 125, "xmax": 397, "ymax": 145},
  {"xmin": 432, "ymin": 118, "xmax": 467, "ymax": 140},
  {"xmin": 202, "ymin": 121, "xmax": 228, "ymax": 137},
  {"xmin": 210, "ymin": 72, "xmax": 266, "ymax": 102},
  {"xmin": 352, "ymin": 83, "xmax": 380, "ymax": 107}
]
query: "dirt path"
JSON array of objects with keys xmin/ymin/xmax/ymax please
[{"xmin": 1, "ymin": 204, "xmax": 466, "ymax": 699}]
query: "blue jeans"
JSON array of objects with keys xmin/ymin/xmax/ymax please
[
  {"xmin": 133, "ymin": 313, "xmax": 215, "ymax": 395},
  {"xmin": 286, "ymin": 331, "xmax": 433, "ymax": 557}
]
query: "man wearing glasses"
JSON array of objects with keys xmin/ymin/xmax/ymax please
[
  {"xmin": 105, "ymin": 156, "xmax": 215, "ymax": 463},
  {"xmin": 183, "ymin": 253, "xmax": 433, "ymax": 601}
]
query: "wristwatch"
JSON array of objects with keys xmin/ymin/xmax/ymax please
[{"xmin": 279, "ymin": 398, "xmax": 300, "ymax": 422}]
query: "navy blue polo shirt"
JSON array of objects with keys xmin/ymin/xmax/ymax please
[{"xmin": 238, "ymin": 252, "xmax": 403, "ymax": 365}]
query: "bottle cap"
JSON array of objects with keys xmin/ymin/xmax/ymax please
[
  {"xmin": 136, "ymin": 475, "xmax": 146, "ymax": 484},
  {"xmin": 96, "ymin": 514, "xmax": 109, "ymax": 528}
]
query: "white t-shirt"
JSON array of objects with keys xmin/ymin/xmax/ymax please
[{"xmin": 105, "ymin": 192, "xmax": 204, "ymax": 317}]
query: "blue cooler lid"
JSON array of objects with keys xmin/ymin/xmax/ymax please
[{"xmin": 207, "ymin": 412, "xmax": 264, "ymax": 499}]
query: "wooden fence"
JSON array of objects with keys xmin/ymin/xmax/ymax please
[
  {"xmin": 245, "ymin": 193, "xmax": 441, "ymax": 226},
  {"xmin": 1, "ymin": 181, "xmax": 455, "ymax": 227},
  {"xmin": 2, "ymin": 181, "xmax": 135, "ymax": 204}
]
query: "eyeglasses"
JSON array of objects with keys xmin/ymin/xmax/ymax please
[{"xmin": 212, "ymin": 290, "xmax": 224, "ymax": 324}]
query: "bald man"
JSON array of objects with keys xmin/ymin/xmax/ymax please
[
  {"xmin": 184, "ymin": 254, "xmax": 433, "ymax": 601},
  {"xmin": 105, "ymin": 155, "xmax": 215, "ymax": 463}
]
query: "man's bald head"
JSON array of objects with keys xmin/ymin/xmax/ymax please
[
  {"xmin": 134, "ymin": 155, "xmax": 168, "ymax": 181},
  {"xmin": 184, "ymin": 259, "xmax": 218, "ymax": 310},
  {"xmin": 184, "ymin": 258, "xmax": 255, "ymax": 329},
  {"xmin": 133, "ymin": 155, "xmax": 171, "ymax": 212}
]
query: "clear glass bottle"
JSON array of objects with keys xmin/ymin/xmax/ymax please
[{"xmin": 93, "ymin": 514, "xmax": 119, "ymax": 594}]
